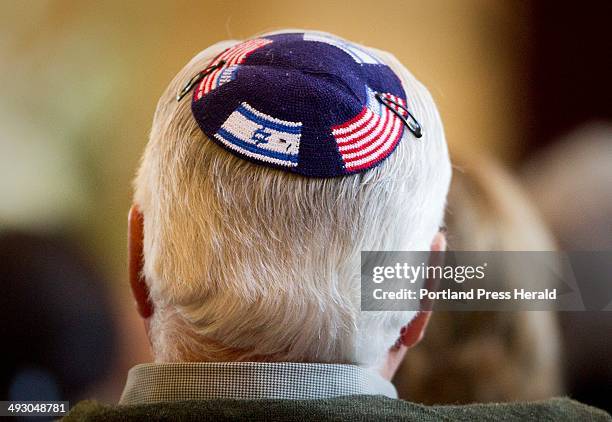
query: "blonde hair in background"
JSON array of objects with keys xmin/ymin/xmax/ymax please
[
  {"xmin": 134, "ymin": 31, "xmax": 451, "ymax": 368},
  {"xmin": 394, "ymin": 153, "xmax": 563, "ymax": 403}
]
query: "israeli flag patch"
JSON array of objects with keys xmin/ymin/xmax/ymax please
[
  {"xmin": 303, "ymin": 33, "xmax": 383, "ymax": 65},
  {"xmin": 215, "ymin": 103, "xmax": 301, "ymax": 167}
]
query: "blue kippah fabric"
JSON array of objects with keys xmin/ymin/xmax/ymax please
[{"xmin": 190, "ymin": 32, "xmax": 413, "ymax": 177}]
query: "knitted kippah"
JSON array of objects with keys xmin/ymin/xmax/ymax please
[{"xmin": 183, "ymin": 32, "xmax": 422, "ymax": 178}]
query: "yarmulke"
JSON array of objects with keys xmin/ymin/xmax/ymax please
[{"xmin": 186, "ymin": 32, "xmax": 421, "ymax": 178}]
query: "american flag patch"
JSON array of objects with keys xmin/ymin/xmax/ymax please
[
  {"xmin": 332, "ymin": 90, "xmax": 407, "ymax": 172},
  {"xmin": 194, "ymin": 38, "xmax": 272, "ymax": 100}
]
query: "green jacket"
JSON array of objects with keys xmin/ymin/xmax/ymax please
[{"xmin": 64, "ymin": 395, "xmax": 610, "ymax": 421}]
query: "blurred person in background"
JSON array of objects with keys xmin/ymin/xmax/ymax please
[
  {"xmin": 394, "ymin": 154, "xmax": 563, "ymax": 404},
  {"xmin": 0, "ymin": 231, "xmax": 117, "ymax": 404},
  {"xmin": 522, "ymin": 123, "xmax": 612, "ymax": 413},
  {"xmin": 63, "ymin": 31, "xmax": 608, "ymax": 421}
]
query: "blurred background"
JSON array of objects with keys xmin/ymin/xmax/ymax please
[{"xmin": 1, "ymin": 0, "xmax": 610, "ymax": 412}]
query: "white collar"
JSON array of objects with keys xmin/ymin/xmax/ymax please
[{"xmin": 120, "ymin": 362, "xmax": 397, "ymax": 404}]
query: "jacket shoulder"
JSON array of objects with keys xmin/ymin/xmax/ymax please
[{"xmin": 63, "ymin": 396, "xmax": 611, "ymax": 421}]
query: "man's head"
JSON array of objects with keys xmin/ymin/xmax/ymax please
[{"xmin": 129, "ymin": 31, "xmax": 451, "ymax": 376}]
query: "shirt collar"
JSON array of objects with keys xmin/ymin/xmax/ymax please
[{"xmin": 119, "ymin": 362, "xmax": 397, "ymax": 404}]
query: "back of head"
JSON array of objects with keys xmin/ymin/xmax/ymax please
[{"xmin": 134, "ymin": 30, "xmax": 451, "ymax": 368}]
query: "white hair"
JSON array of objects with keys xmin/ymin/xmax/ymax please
[{"xmin": 134, "ymin": 31, "xmax": 451, "ymax": 368}]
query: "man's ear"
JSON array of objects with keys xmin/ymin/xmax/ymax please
[
  {"xmin": 128, "ymin": 204, "xmax": 154, "ymax": 319},
  {"xmin": 430, "ymin": 230, "xmax": 447, "ymax": 253},
  {"xmin": 395, "ymin": 230, "xmax": 446, "ymax": 348},
  {"xmin": 397, "ymin": 311, "xmax": 431, "ymax": 348},
  {"xmin": 381, "ymin": 230, "xmax": 446, "ymax": 378}
]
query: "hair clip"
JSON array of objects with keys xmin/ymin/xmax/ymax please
[
  {"xmin": 176, "ymin": 60, "xmax": 226, "ymax": 102},
  {"xmin": 375, "ymin": 92, "xmax": 423, "ymax": 138}
]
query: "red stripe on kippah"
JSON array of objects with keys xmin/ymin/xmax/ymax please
[
  {"xmin": 332, "ymin": 107, "xmax": 369, "ymax": 132},
  {"xmin": 345, "ymin": 114, "xmax": 404, "ymax": 170},
  {"xmin": 334, "ymin": 111, "xmax": 378, "ymax": 143},
  {"xmin": 343, "ymin": 107, "xmax": 395, "ymax": 161},
  {"xmin": 346, "ymin": 133, "xmax": 402, "ymax": 171},
  {"xmin": 332, "ymin": 91, "xmax": 406, "ymax": 171},
  {"xmin": 337, "ymin": 110, "xmax": 387, "ymax": 151},
  {"xmin": 195, "ymin": 38, "xmax": 272, "ymax": 100}
]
